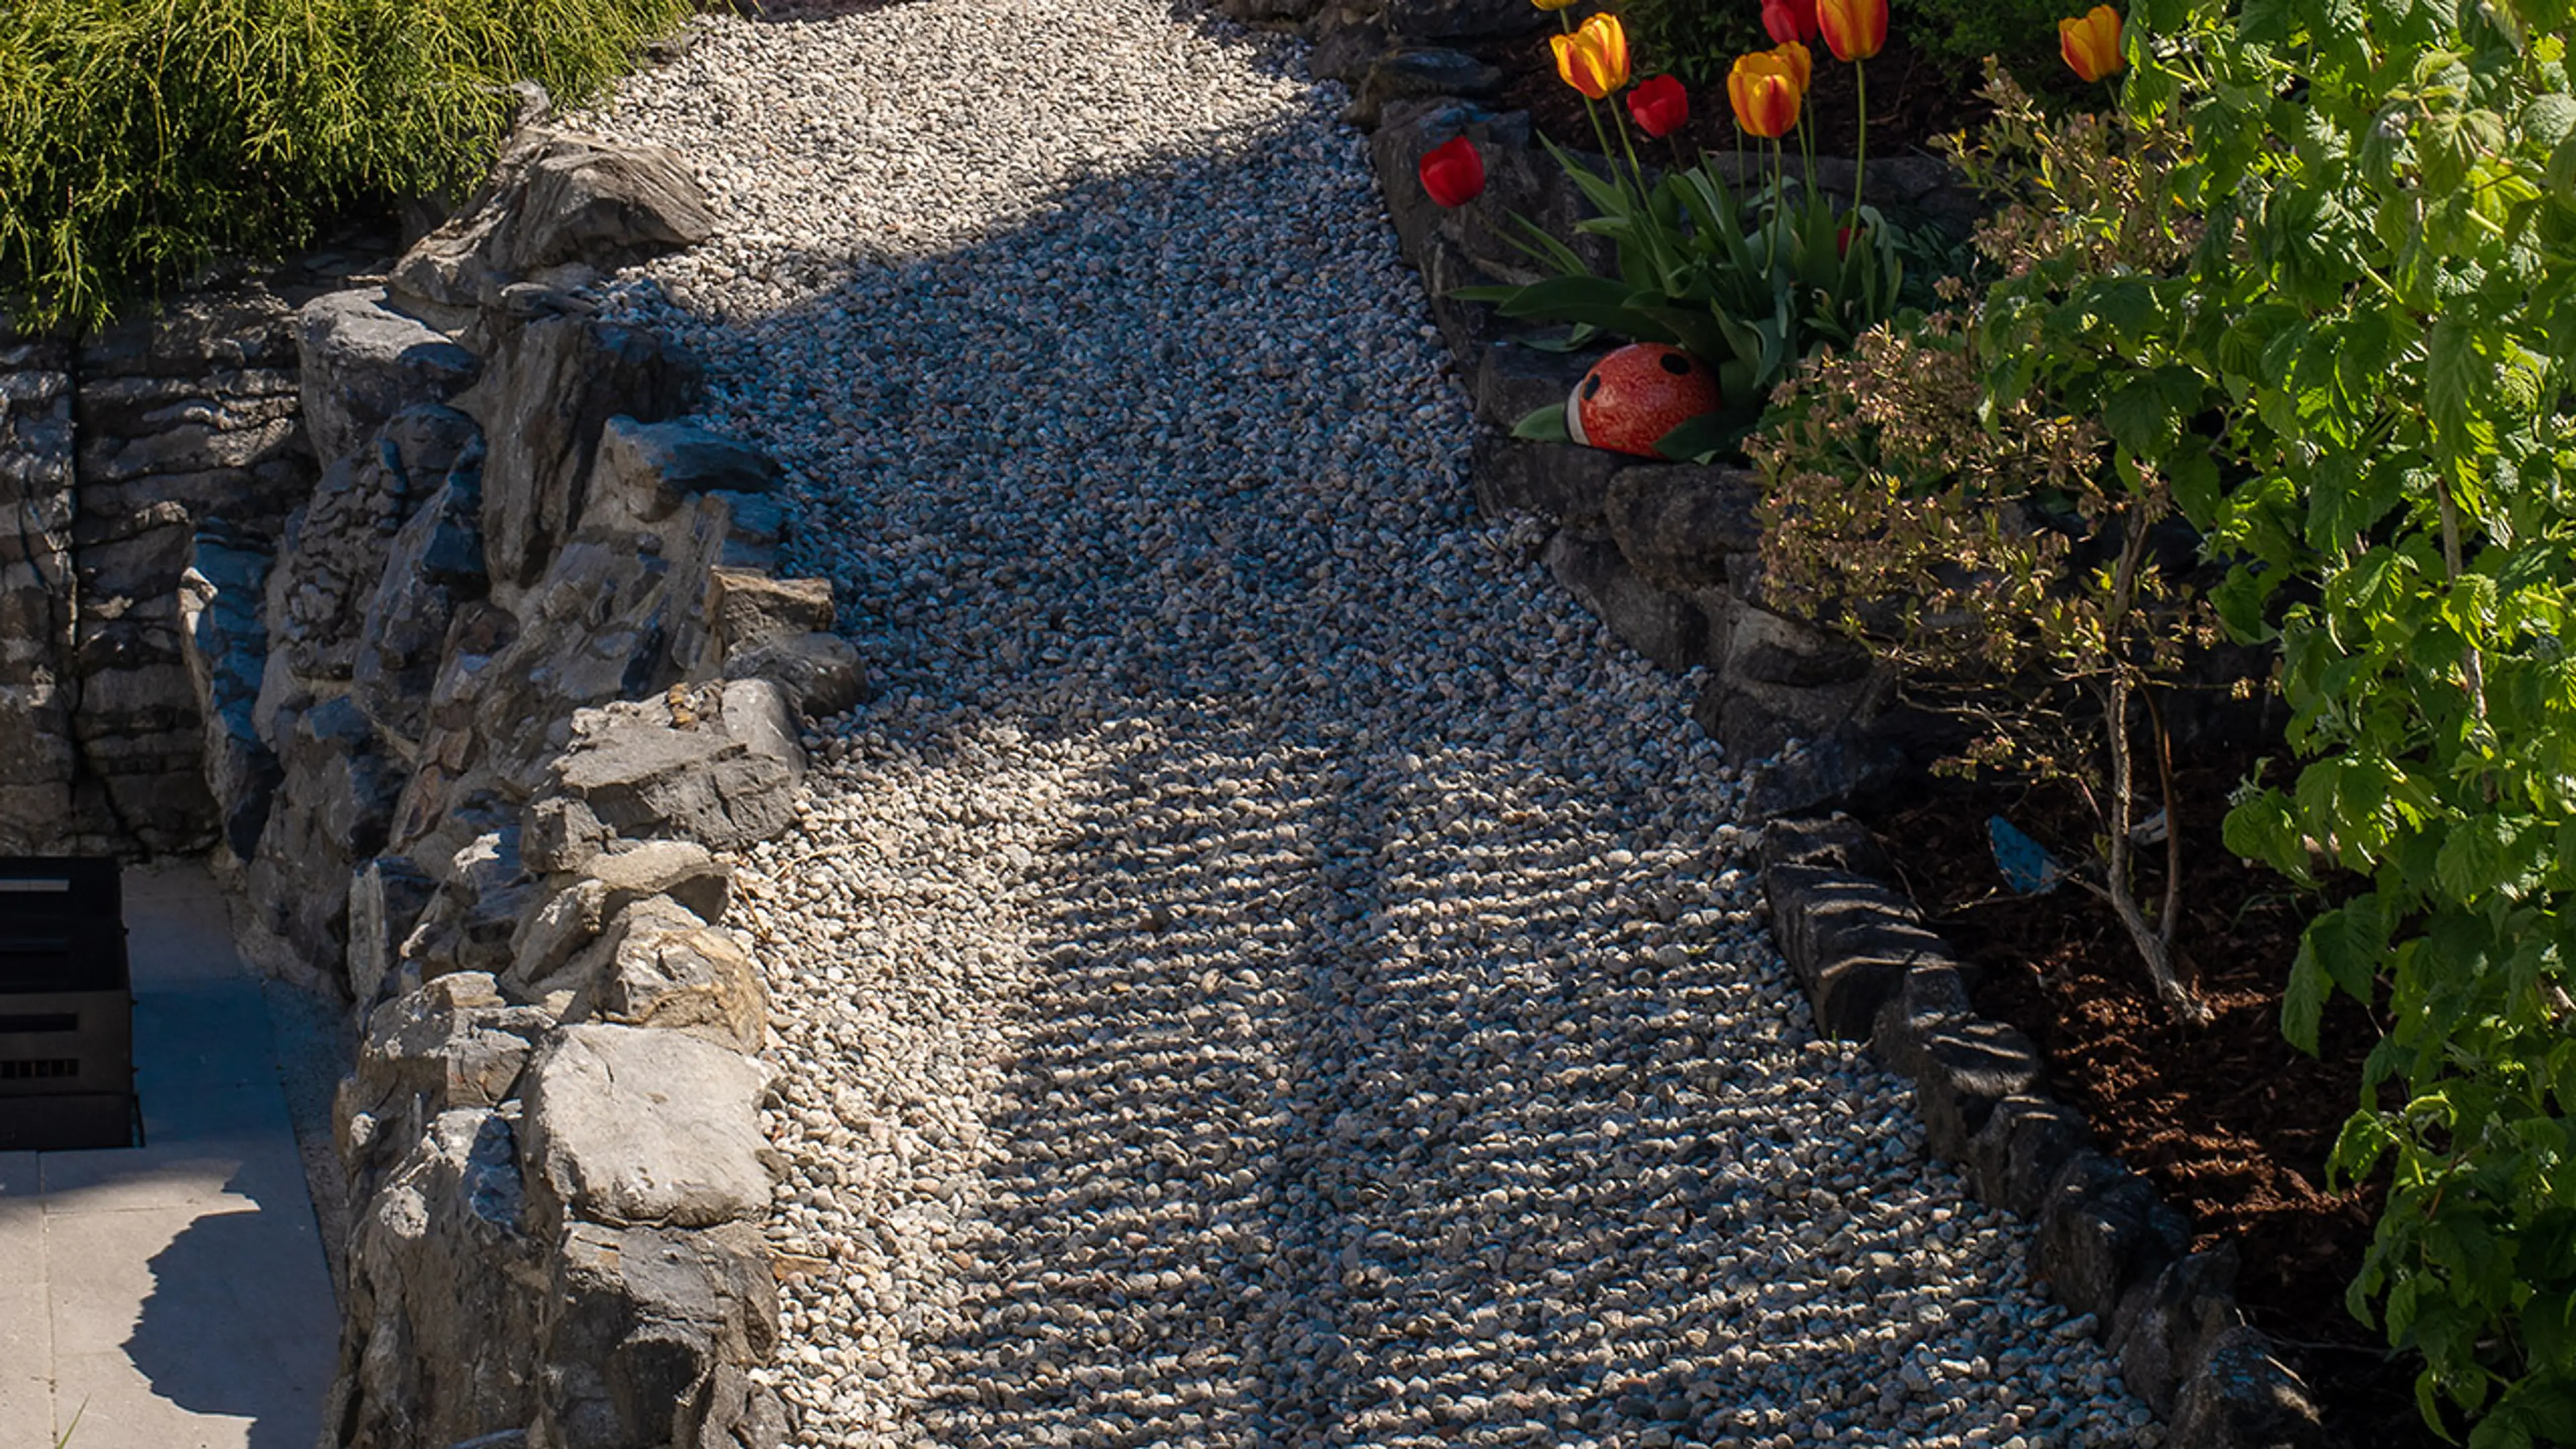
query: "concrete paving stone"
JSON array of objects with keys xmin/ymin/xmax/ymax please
[
  {"xmin": 0, "ymin": 1197, "xmax": 51, "ymax": 1447},
  {"xmin": 52, "ymin": 1348, "xmax": 262, "ymax": 1449},
  {"xmin": 1, "ymin": 1146, "xmax": 36, "ymax": 1199},
  {"xmin": 44, "ymin": 1199, "xmax": 333, "ymax": 1367},
  {"xmin": 131, "ymin": 1071, "xmax": 296, "ymax": 1143},
  {"xmin": 127, "ymin": 982, "xmax": 281, "ymax": 1094},
  {"xmin": 38, "ymin": 1126, "xmax": 306, "ymax": 1218},
  {"xmin": 54, "ymin": 1199, "xmax": 333, "ymax": 1447}
]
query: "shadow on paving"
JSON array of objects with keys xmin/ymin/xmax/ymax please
[{"xmin": 125, "ymin": 1169, "xmax": 330, "ymax": 1449}]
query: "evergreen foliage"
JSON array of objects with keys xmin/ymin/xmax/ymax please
[{"xmin": 0, "ymin": 0, "xmax": 688, "ymax": 329}]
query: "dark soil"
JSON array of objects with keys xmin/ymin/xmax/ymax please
[
  {"xmin": 1466, "ymin": 8, "xmax": 1995, "ymax": 168},
  {"xmin": 1854, "ymin": 735, "xmax": 2442, "ymax": 1449}
]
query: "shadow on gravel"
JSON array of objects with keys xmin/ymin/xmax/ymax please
[{"xmin": 636, "ymin": 57, "xmax": 2135, "ymax": 1444}]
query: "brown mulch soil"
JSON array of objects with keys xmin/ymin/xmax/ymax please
[
  {"xmin": 1466, "ymin": 11, "xmax": 1995, "ymax": 170},
  {"xmin": 1853, "ymin": 736, "xmax": 2443, "ymax": 1449}
]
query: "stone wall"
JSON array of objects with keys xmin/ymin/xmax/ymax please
[
  {"xmin": 182, "ymin": 126, "xmax": 861, "ymax": 1449},
  {"xmin": 0, "ymin": 120, "xmax": 849, "ymax": 1446},
  {"xmin": 0, "ymin": 273, "xmax": 339, "ymax": 856}
]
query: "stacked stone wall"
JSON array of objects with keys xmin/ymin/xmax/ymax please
[{"xmin": 0, "ymin": 266, "xmax": 364, "ymax": 857}]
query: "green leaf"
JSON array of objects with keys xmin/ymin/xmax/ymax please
[
  {"xmin": 2435, "ymin": 814, "xmax": 2522, "ymax": 902},
  {"xmin": 2223, "ymin": 787, "xmax": 2314, "ymax": 879},
  {"xmin": 1510, "ymin": 403, "xmax": 1571, "ymax": 443},
  {"xmin": 2167, "ymin": 445, "xmax": 2223, "ymax": 526},
  {"xmin": 1653, "ymin": 412, "xmax": 1737, "ymax": 464},
  {"xmin": 2104, "ymin": 375, "xmax": 2184, "ymax": 458},
  {"xmin": 2284, "ymin": 947, "xmax": 2331, "ymax": 1054},
  {"xmin": 2308, "ymin": 896, "xmax": 2389, "ymax": 1002},
  {"xmin": 2428, "ymin": 315, "xmax": 2494, "ymax": 450}
]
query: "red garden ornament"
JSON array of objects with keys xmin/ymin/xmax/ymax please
[{"xmin": 1565, "ymin": 343, "xmax": 1720, "ymax": 458}]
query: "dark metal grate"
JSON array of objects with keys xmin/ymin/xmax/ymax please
[{"xmin": 0, "ymin": 856, "xmax": 135, "ymax": 1148}]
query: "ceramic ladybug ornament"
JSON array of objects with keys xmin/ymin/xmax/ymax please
[{"xmin": 1566, "ymin": 343, "xmax": 1720, "ymax": 458}]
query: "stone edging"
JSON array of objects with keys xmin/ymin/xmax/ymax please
[
  {"xmin": 1319, "ymin": 35, "xmax": 2334, "ymax": 1448},
  {"xmin": 1757, "ymin": 818, "xmax": 2328, "ymax": 1448}
]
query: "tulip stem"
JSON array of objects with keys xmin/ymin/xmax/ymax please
[
  {"xmin": 1850, "ymin": 59, "xmax": 1868, "ymax": 221},
  {"xmin": 1609, "ymin": 103, "xmax": 1677, "ymax": 286}
]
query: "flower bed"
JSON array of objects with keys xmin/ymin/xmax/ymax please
[{"xmin": 1315, "ymin": 0, "xmax": 2576, "ymax": 1440}]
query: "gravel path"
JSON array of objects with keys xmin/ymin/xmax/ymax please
[{"xmin": 574, "ymin": 5, "xmax": 2157, "ymax": 1446}]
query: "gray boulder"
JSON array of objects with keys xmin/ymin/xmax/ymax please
[
  {"xmin": 296, "ymin": 288, "xmax": 480, "ymax": 466},
  {"xmin": 535, "ymin": 1220, "xmax": 784, "ymax": 1449},
  {"xmin": 468, "ymin": 535, "xmax": 682, "ymax": 792},
  {"xmin": 700, "ymin": 569, "xmax": 833, "ymax": 659},
  {"xmin": 2037, "ymin": 1151, "xmax": 2196, "ymax": 1325},
  {"xmin": 346, "ymin": 855, "xmax": 440, "ymax": 1008},
  {"xmin": 1379, "ymin": 0, "xmax": 1552, "ymax": 40},
  {"xmin": 2111, "ymin": 1246, "xmax": 2245, "ymax": 1416},
  {"xmin": 390, "ymin": 128, "xmax": 718, "ymax": 320},
  {"xmin": 557, "ymin": 895, "xmax": 767, "ymax": 1053},
  {"xmin": 1603, "ymin": 464, "xmax": 1766, "ymax": 596},
  {"xmin": 460, "ymin": 315, "xmax": 702, "ymax": 598},
  {"xmin": 584, "ymin": 416, "xmax": 782, "ymax": 533},
  {"xmin": 352, "ymin": 437, "xmax": 490, "ymax": 747},
  {"xmin": 519, "ymin": 1023, "xmax": 775, "ymax": 1232},
  {"xmin": 1473, "ymin": 339, "xmax": 1603, "ymax": 433},
  {"xmin": 327, "ymin": 1106, "xmax": 547, "ymax": 1449},
  {"xmin": 176, "ymin": 531, "xmax": 281, "ymax": 859},
  {"xmin": 551, "ymin": 707, "xmax": 801, "ymax": 852},
  {"xmin": 245, "ymin": 695, "xmax": 407, "ymax": 981},
  {"xmin": 1470, "ymin": 430, "xmax": 1622, "ymax": 525},
  {"xmin": 335, "ymin": 971, "xmax": 556, "ymax": 1200},
  {"xmin": 2168, "ymin": 1326, "xmax": 2326, "ymax": 1449},
  {"xmin": 1347, "ymin": 48, "xmax": 1502, "ymax": 129},
  {"xmin": 1543, "ymin": 529, "xmax": 1707, "ymax": 672},
  {"xmin": 270, "ymin": 404, "xmax": 484, "ymax": 683},
  {"xmin": 722, "ymin": 631, "xmax": 865, "ymax": 719}
]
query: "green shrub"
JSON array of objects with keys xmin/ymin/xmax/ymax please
[
  {"xmin": 0, "ymin": 0, "xmax": 688, "ymax": 329},
  {"xmin": 1970, "ymin": 0, "xmax": 2576, "ymax": 1438}
]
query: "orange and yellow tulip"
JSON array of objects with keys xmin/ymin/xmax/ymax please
[
  {"xmin": 1552, "ymin": 14, "xmax": 1632, "ymax": 99},
  {"xmin": 1727, "ymin": 51, "xmax": 1803, "ymax": 139},
  {"xmin": 1772, "ymin": 39, "xmax": 1813, "ymax": 93},
  {"xmin": 1530, "ymin": 0, "xmax": 1579, "ymax": 12},
  {"xmin": 1815, "ymin": 0, "xmax": 1886, "ymax": 61},
  {"xmin": 2059, "ymin": 5, "xmax": 2123, "ymax": 82}
]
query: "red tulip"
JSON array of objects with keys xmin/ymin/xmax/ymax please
[
  {"xmin": 1418, "ymin": 135, "xmax": 1485, "ymax": 209},
  {"xmin": 1816, "ymin": 0, "xmax": 1887, "ymax": 60},
  {"xmin": 1627, "ymin": 74, "xmax": 1690, "ymax": 138},
  {"xmin": 1762, "ymin": 0, "xmax": 1818, "ymax": 44}
]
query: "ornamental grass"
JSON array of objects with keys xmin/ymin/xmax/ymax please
[{"xmin": 0, "ymin": 0, "xmax": 688, "ymax": 330}]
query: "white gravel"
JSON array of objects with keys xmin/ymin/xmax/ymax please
[{"xmin": 570, "ymin": 3, "xmax": 2158, "ymax": 1445}]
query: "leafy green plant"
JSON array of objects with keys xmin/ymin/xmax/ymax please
[
  {"xmin": 1445, "ymin": 11, "xmax": 1929, "ymax": 459},
  {"xmin": 1462, "ymin": 144, "xmax": 1919, "ymax": 456},
  {"xmin": 0, "ymin": 0, "xmax": 688, "ymax": 329},
  {"xmin": 1971, "ymin": 0, "xmax": 2576, "ymax": 1436},
  {"xmin": 1751, "ymin": 73, "xmax": 2219, "ymax": 1019}
]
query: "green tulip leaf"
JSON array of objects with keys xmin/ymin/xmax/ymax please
[
  {"xmin": 1510, "ymin": 402, "xmax": 1572, "ymax": 443},
  {"xmin": 1652, "ymin": 412, "xmax": 1735, "ymax": 464}
]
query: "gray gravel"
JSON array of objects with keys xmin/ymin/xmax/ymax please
[{"xmin": 571, "ymin": 4, "xmax": 2158, "ymax": 1446}]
